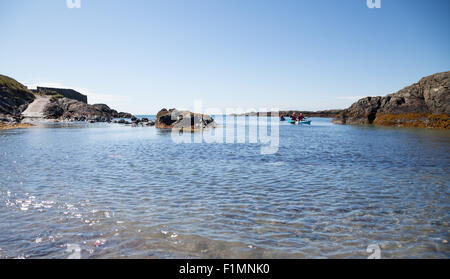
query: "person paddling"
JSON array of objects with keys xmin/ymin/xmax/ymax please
[{"xmin": 298, "ymin": 113, "xmax": 305, "ymax": 121}]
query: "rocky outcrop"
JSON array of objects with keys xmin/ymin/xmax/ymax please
[
  {"xmin": 333, "ymin": 71, "xmax": 450, "ymax": 129},
  {"xmin": 90, "ymin": 103, "xmax": 133, "ymax": 119},
  {"xmin": 0, "ymin": 75, "xmax": 36, "ymax": 119},
  {"xmin": 155, "ymin": 108, "xmax": 216, "ymax": 130},
  {"xmin": 0, "ymin": 113, "xmax": 22, "ymax": 124},
  {"xmin": 43, "ymin": 98, "xmax": 133, "ymax": 123},
  {"xmin": 0, "ymin": 74, "xmax": 136, "ymax": 126},
  {"xmin": 113, "ymin": 116, "xmax": 155, "ymax": 126}
]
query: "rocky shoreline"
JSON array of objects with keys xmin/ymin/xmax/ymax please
[
  {"xmin": 333, "ymin": 71, "xmax": 449, "ymax": 129},
  {"xmin": 1, "ymin": 72, "xmax": 449, "ymax": 130},
  {"xmin": 0, "ymin": 74, "xmax": 138, "ymax": 127},
  {"xmin": 43, "ymin": 97, "xmax": 133, "ymax": 123}
]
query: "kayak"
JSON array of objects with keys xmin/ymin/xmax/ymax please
[
  {"xmin": 288, "ymin": 119, "xmax": 311, "ymax": 125},
  {"xmin": 280, "ymin": 118, "xmax": 286, "ymax": 121}
]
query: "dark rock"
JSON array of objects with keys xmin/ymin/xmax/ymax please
[
  {"xmin": 144, "ymin": 120, "xmax": 155, "ymax": 126},
  {"xmin": 113, "ymin": 111, "xmax": 133, "ymax": 118},
  {"xmin": 155, "ymin": 108, "xmax": 216, "ymax": 130},
  {"xmin": 91, "ymin": 104, "xmax": 112, "ymax": 113},
  {"xmin": 333, "ymin": 71, "xmax": 450, "ymax": 128},
  {"xmin": 43, "ymin": 98, "xmax": 133, "ymax": 123},
  {"xmin": 44, "ymin": 102, "xmax": 65, "ymax": 118},
  {"xmin": 116, "ymin": 118, "xmax": 131, "ymax": 125},
  {"xmin": 0, "ymin": 114, "xmax": 17, "ymax": 123}
]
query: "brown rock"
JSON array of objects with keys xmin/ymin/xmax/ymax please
[
  {"xmin": 333, "ymin": 71, "xmax": 450, "ymax": 128},
  {"xmin": 155, "ymin": 108, "xmax": 216, "ymax": 131}
]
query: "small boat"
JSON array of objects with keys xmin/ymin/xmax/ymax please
[
  {"xmin": 288, "ymin": 119, "xmax": 311, "ymax": 125},
  {"xmin": 280, "ymin": 117, "xmax": 286, "ymax": 121}
]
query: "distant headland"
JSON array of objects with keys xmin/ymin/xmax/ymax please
[
  {"xmin": 230, "ymin": 110, "xmax": 343, "ymax": 118},
  {"xmin": 333, "ymin": 71, "xmax": 449, "ymax": 129}
]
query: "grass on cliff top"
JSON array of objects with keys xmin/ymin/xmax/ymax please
[
  {"xmin": 0, "ymin": 75, "xmax": 30, "ymax": 91},
  {"xmin": 50, "ymin": 94, "xmax": 65, "ymax": 102},
  {"xmin": 0, "ymin": 74, "xmax": 36, "ymax": 105}
]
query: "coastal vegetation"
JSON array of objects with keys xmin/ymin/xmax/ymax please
[
  {"xmin": 50, "ymin": 94, "xmax": 65, "ymax": 102},
  {"xmin": 0, "ymin": 75, "xmax": 33, "ymax": 94}
]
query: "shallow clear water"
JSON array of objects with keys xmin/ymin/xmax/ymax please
[{"xmin": 0, "ymin": 117, "xmax": 449, "ymax": 258}]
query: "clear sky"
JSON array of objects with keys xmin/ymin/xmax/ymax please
[{"xmin": 1, "ymin": 0, "xmax": 449, "ymax": 114}]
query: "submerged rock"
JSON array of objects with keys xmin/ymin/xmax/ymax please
[
  {"xmin": 333, "ymin": 71, "xmax": 450, "ymax": 128},
  {"xmin": 155, "ymin": 108, "xmax": 216, "ymax": 130},
  {"xmin": 114, "ymin": 117, "xmax": 154, "ymax": 127}
]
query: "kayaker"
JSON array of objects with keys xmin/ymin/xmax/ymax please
[
  {"xmin": 280, "ymin": 115, "xmax": 285, "ymax": 121},
  {"xmin": 291, "ymin": 113, "xmax": 297, "ymax": 121},
  {"xmin": 298, "ymin": 113, "xmax": 305, "ymax": 121}
]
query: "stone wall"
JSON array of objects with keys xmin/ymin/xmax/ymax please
[{"xmin": 36, "ymin": 87, "xmax": 88, "ymax": 103}]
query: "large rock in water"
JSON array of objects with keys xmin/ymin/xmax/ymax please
[
  {"xmin": 333, "ymin": 71, "xmax": 450, "ymax": 128},
  {"xmin": 155, "ymin": 108, "xmax": 216, "ymax": 130},
  {"xmin": 43, "ymin": 98, "xmax": 133, "ymax": 122}
]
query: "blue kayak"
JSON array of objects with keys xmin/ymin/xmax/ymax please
[{"xmin": 288, "ymin": 119, "xmax": 311, "ymax": 125}]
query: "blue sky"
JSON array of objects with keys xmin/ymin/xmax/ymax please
[{"xmin": 0, "ymin": 0, "xmax": 449, "ymax": 114}]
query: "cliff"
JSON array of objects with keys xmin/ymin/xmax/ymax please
[
  {"xmin": 333, "ymin": 71, "xmax": 450, "ymax": 129},
  {"xmin": 0, "ymin": 74, "xmax": 36, "ymax": 119}
]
